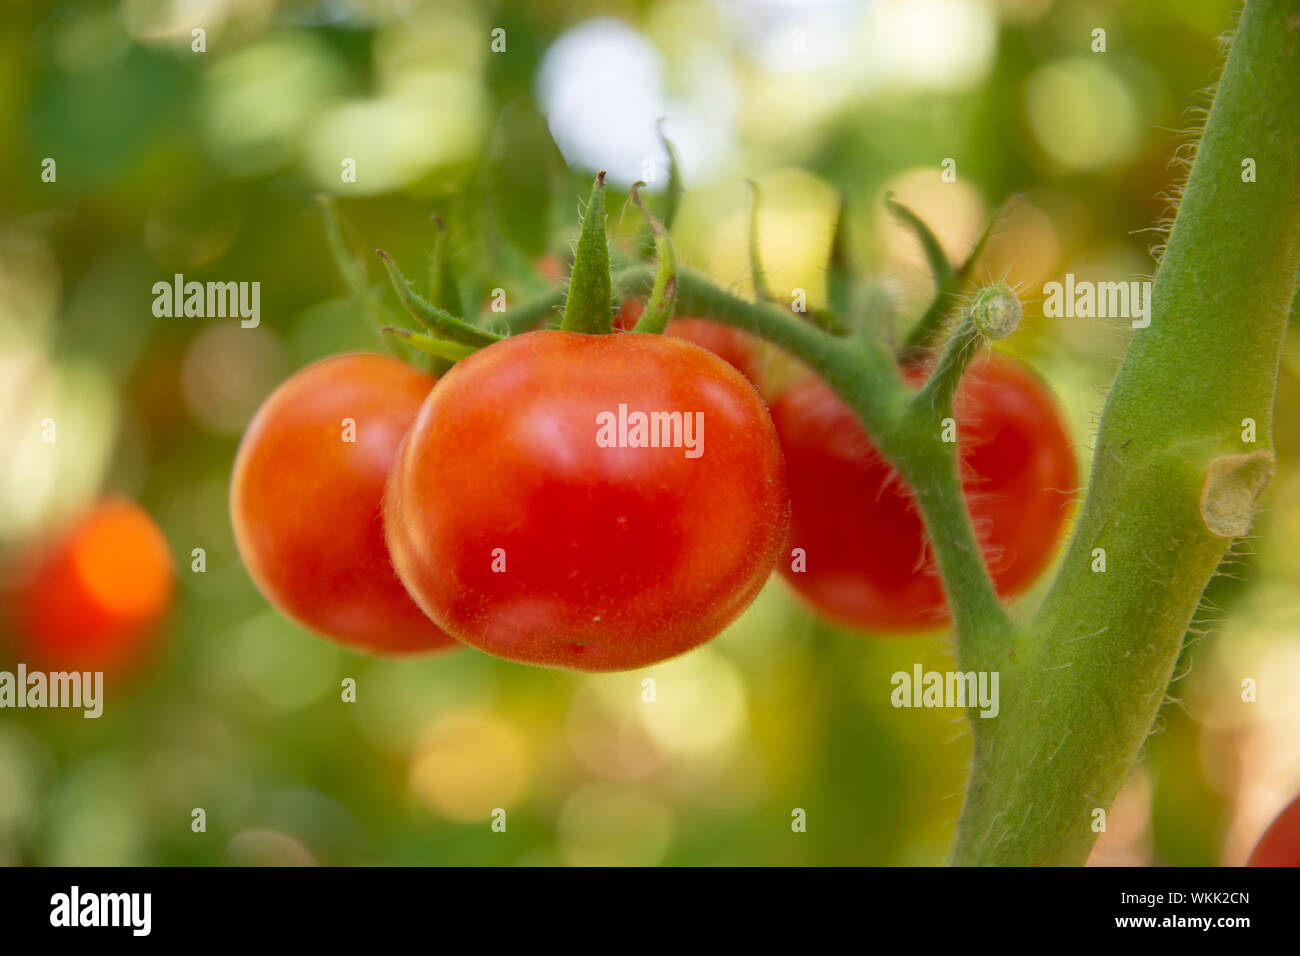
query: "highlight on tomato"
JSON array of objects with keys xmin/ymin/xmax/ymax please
[
  {"xmin": 383, "ymin": 329, "xmax": 789, "ymax": 672},
  {"xmin": 771, "ymin": 352, "xmax": 1077, "ymax": 632},
  {"xmin": 4, "ymin": 496, "xmax": 175, "ymax": 674},
  {"xmin": 230, "ymin": 353, "xmax": 457, "ymax": 655}
]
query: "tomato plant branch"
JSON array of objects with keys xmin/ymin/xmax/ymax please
[{"xmin": 952, "ymin": 0, "xmax": 1300, "ymax": 865}]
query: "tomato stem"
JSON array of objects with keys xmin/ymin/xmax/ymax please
[{"xmin": 560, "ymin": 172, "xmax": 614, "ymax": 334}]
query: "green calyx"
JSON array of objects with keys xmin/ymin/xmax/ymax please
[{"xmin": 561, "ymin": 172, "xmax": 614, "ymax": 334}]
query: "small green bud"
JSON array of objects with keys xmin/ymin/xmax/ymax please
[{"xmin": 970, "ymin": 283, "xmax": 1022, "ymax": 340}]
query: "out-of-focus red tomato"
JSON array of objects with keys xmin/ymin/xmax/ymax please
[
  {"xmin": 6, "ymin": 497, "xmax": 175, "ymax": 673},
  {"xmin": 1249, "ymin": 793, "xmax": 1300, "ymax": 866}
]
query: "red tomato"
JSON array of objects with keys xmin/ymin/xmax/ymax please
[
  {"xmin": 383, "ymin": 330, "xmax": 789, "ymax": 671},
  {"xmin": 771, "ymin": 353, "xmax": 1076, "ymax": 632},
  {"xmin": 615, "ymin": 298, "xmax": 762, "ymax": 383},
  {"xmin": 230, "ymin": 353, "xmax": 456, "ymax": 655},
  {"xmin": 1248, "ymin": 793, "xmax": 1300, "ymax": 866},
  {"xmin": 6, "ymin": 496, "xmax": 175, "ymax": 673}
]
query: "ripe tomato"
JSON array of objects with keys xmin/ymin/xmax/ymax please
[
  {"xmin": 383, "ymin": 329, "xmax": 789, "ymax": 671},
  {"xmin": 614, "ymin": 298, "xmax": 762, "ymax": 384},
  {"xmin": 1248, "ymin": 793, "xmax": 1300, "ymax": 866},
  {"xmin": 230, "ymin": 353, "xmax": 456, "ymax": 655},
  {"xmin": 771, "ymin": 352, "xmax": 1076, "ymax": 631},
  {"xmin": 5, "ymin": 496, "xmax": 175, "ymax": 673}
]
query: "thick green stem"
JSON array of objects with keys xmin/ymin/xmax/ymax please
[{"xmin": 952, "ymin": 0, "xmax": 1300, "ymax": 865}]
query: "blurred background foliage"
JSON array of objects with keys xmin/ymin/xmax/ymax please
[{"xmin": 1, "ymin": 0, "xmax": 1297, "ymax": 866}]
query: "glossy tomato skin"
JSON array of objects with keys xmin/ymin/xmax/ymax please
[
  {"xmin": 230, "ymin": 353, "xmax": 456, "ymax": 655},
  {"xmin": 6, "ymin": 496, "xmax": 175, "ymax": 674},
  {"xmin": 771, "ymin": 353, "xmax": 1076, "ymax": 632},
  {"xmin": 384, "ymin": 330, "xmax": 789, "ymax": 671},
  {"xmin": 1248, "ymin": 794, "xmax": 1300, "ymax": 866}
]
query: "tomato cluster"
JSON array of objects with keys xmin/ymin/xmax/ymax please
[
  {"xmin": 230, "ymin": 310, "xmax": 1074, "ymax": 668},
  {"xmin": 231, "ymin": 321, "xmax": 790, "ymax": 669},
  {"xmin": 230, "ymin": 203, "xmax": 1078, "ymax": 671}
]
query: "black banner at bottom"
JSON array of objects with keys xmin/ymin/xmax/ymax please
[{"xmin": 0, "ymin": 864, "xmax": 1280, "ymax": 942}]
